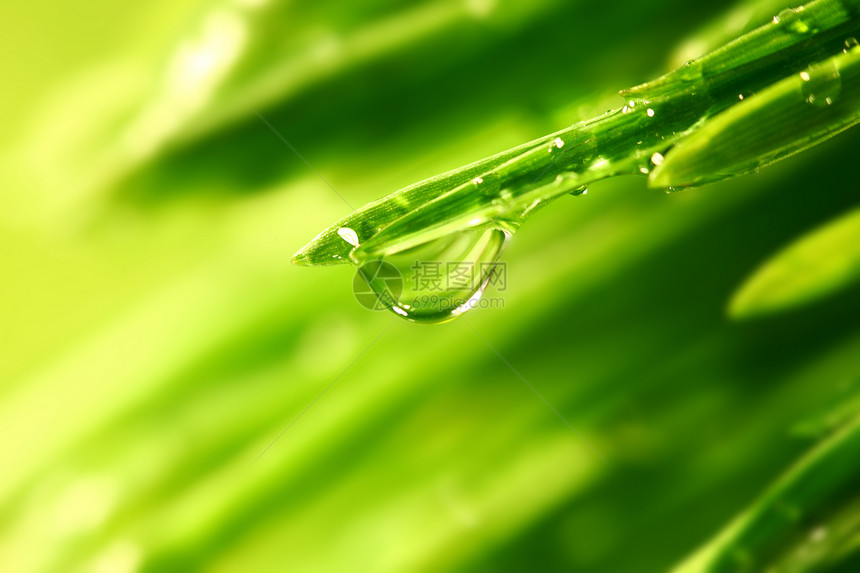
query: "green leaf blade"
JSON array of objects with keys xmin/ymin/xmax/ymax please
[
  {"xmin": 650, "ymin": 45, "xmax": 860, "ymax": 189},
  {"xmin": 729, "ymin": 208, "xmax": 860, "ymax": 319}
]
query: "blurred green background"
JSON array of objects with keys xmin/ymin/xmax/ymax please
[{"xmin": 2, "ymin": 0, "xmax": 860, "ymax": 571}]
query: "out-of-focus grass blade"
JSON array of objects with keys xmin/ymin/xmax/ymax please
[
  {"xmin": 792, "ymin": 378, "xmax": 860, "ymax": 437},
  {"xmin": 650, "ymin": 45, "xmax": 860, "ymax": 188},
  {"xmin": 669, "ymin": 0, "xmax": 805, "ymax": 67},
  {"xmin": 626, "ymin": 0, "xmax": 860, "ymax": 101},
  {"xmin": 674, "ymin": 413, "xmax": 860, "ymax": 573},
  {"xmin": 728, "ymin": 208, "xmax": 860, "ymax": 319},
  {"xmin": 126, "ymin": 0, "xmax": 559, "ymax": 154},
  {"xmin": 13, "ymin": 0, "xmax": 572, "ymax": 222}
]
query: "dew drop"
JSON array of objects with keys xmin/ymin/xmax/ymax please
[
  {"xmin": 680, "ymin": 60, "xmax": 702, "ymax": 82},
  {"xmin": 774, "ymin": 7, "xmax": 811, "ymax": 34},
  {"xmin": 352, "ymin": 228, "xmax": 511, "ymax": 324},
  {"xmin": 337, "ymin": 227, "xmax": 360, "ymax": 248},
  {"xmin": 646, "ymin": 108, "xmax": 655, "ymax": 117},
  {"xmin": 472, "ymin": 172, "xmax": 501, "ymax": 196},
  {"xmin": 570, "ymin": 185, "xmax": 588, "ymax": 196},
  {"xmin": 650, "ymin": 152, "xmax": 664, "ymax": 166},
  {"xmin": 800, "ymin": 60, "xmax": 841, "ymax": 107},
  {"xmin": 845, "ymin": 37, "xmax": 859, "ymax": 53}
]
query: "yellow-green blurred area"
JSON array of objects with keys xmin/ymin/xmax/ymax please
[{"xmin": 2, "ymin": 0, "xmax": 860, "ymax": 571}]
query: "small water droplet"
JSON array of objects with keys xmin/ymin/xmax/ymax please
[
  {"xmin": 800, "ymin": 60, "xmax": 841, "ymax": 107},
  {"xmin": 773, "ymin": 7, "xmax": 810, "ymax": 34},
  {"xmin": 650, "ymin": 152, "xmax": 664, "ymax": 166},
  {"xmin": 845, "ymin": 37, "xmax": 859, "ymax": 53},
  {"xmin": 472, "ymin": 172, "xmax": 501, "ymax": 196},
  {"xmin": 553, "ymin": 137, "xmax": 564, "ymax": 149},
  {"xmin": 570, "ymin": 185, "xmax": 588, "ymax": 196},
  {"xmin": 646, "ymin": 108, "xmax": 655, "ymax": 117},
  {"xmin": 639, "ymin": 166, "xmax": 649, "ymax": 174},
  {"xmin": 337, "ymin": 227, "xmax": 360, "ymax": 248},
  {"xmin": 738, "ymin": 93, "xmax": 744, "ymax": 100},
  {"xmin": 680, "ymin": 60, "xmax": 702, "ymax": 81}
]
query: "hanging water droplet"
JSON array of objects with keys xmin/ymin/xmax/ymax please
[
  {"xmin": 570, "ymin": 185, "xmax": 588, "ymax": 196},
  {"xmin": 800, "ymin": 60, "xmax": 841, "ymax": 107},
  {"xmin": 845, "ymin": 37, "xmax": 859, "ymax": 53},
  {"xmin": 352, "ymin": 228, "xmax": 511, "ymax": 323}
]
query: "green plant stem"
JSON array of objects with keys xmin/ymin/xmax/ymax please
[
  {"xmin": 294, "ymin": 0, "xmax": 860, "ymax": 267},
  {"xmin": 675, "ymin": 414, "xmax": 860, "ymax": 572}
]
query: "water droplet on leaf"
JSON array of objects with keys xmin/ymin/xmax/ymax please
[
  {"xmin": 774, "ymin": 7, "xmax": 811, "ymax": 34},
  {"xmin": 352, "ymin": 228, "xmax": 511, "ymax": 323},
  {"xmin": 680, "ymin": 60, "xmax": 702, "ymax": 82},
  {"xmin": 337, "ymin": 227, "xmax": 360, "ymax": 248},
  {"xmin": 800, "ymin": 60, "xmax": 841, "ymax": 107}
]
